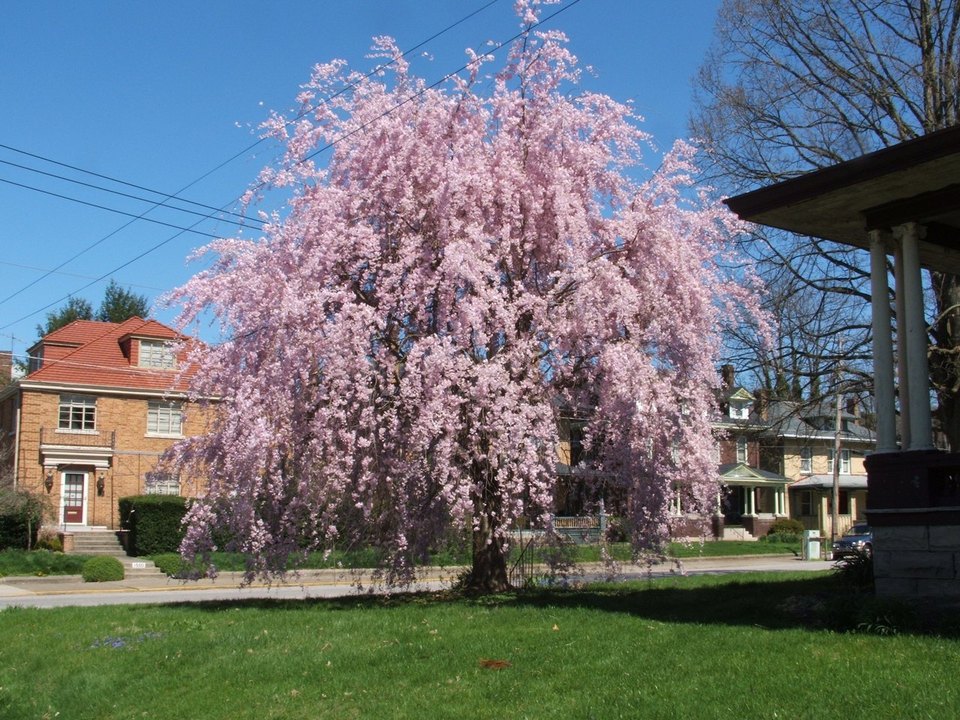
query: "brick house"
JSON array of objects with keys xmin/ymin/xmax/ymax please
[
  {"xmin": 711, "ymin": 368, "xmax": 791, "ymax": 540},
  {"xmin": 0, "ymin": 318, "xmax": 208, "ymax": 531}
]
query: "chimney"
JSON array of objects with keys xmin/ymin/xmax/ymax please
[
  {"xmin": 845, "ymin": 397, "xmax": 859, "ymax": 418},
  {"xmin": 0, "ymin": 350, "xmax": 11, "ymax": 385},
  {"xmin": 721, "ymin": 364, "xmax": 736, "ymax": 389},
  {"xmin": 756, "ymin": 389, "xmax": 770, "ymax": 421}
]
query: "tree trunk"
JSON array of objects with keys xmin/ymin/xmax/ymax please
[{"xmin": 466, "ymin": 510, "xmax": 510, "ymax": 593}]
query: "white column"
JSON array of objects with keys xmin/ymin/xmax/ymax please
[
  {"xmin": 869, "ymin": 230, "xmax": 898, "ymax": 452},
  {"xmin": 894, "ymin": 242, "xmax": 911, "ymax": 449},
  {"xmin": 895, "ymin": 222, "xmax": 933, "ymax": 450}
]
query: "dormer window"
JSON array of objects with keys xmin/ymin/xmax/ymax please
[
  {"xmin": 722, "ymin": 381, "xmax": 754, "ymax": 421},
  {"xmin": 139, "ymin": 340, "xmax": 176, "ymax": 369},
  {"xmin": 729, "ymin": 400, "xmax": 750, "ymax": 420},
  {"xmin": 28, "ymin": 347, "xmax": 43, "ymax": 374}
]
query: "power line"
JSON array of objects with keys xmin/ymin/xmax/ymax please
[
  {"xmin": 0, "ymin": 0, "xmax": 503, "ymax": 312},
  {"xmin": 0, "ymin": 155, "xmax": 263, "ymax": 229},
  {"xmin": 0, "ymin": 146, "xmax": 259, "ymax": 225},
  {"xmin": 299, "ymin": 0, "xmax": 585, "ymax": 167},
  {"xmin": 0, "ymin": 177, "xmax": 222, "ymax": 239},
  {"xmin": 2, "ymin": 0, "xmax": 584, "ymax": 332}
]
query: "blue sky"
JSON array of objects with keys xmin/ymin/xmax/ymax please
[{"xmin": 0, "ymin": 0, "xmax": 721, "ymax": 359}]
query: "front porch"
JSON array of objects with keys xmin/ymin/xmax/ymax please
[
  {"xmin": 789, "ymin": 475, "xmax": 868, "ymax": 539},
  {"xmin": 725, "ymin": 125, "xmax": 960, "ymax": 598},
  {"xmin": 718, "ymin": 463, "xmax": 790, "ymax": 539}
]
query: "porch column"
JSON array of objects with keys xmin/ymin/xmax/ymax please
[
  {"xmin": 894, "ymin": 222, "xmax": 933, "ymax": 450},
  {"xmin": 869, "ymin": 230, "xmax": 898, "ymax": 452},
  {"xmin": 893, "ymin": 242, "xmax": 911, "ymax": 449}
]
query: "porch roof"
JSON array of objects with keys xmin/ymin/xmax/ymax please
[
  {"xmin": 719, "ymin": 462, "xmax": 790, "ymax": 487},
  {"xmin": 791, "ymin": 474, "xmax": 869, "ymax": 491},
  {"xmin": 723, "ymin": 125, "xmax": 960, "ymax": 275}
]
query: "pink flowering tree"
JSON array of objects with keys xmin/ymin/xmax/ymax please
[{"xmin": 167, "ymin": 4, "xmax": 760, "ymax": 592}]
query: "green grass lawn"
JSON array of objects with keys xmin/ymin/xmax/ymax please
[{"xmin": 1, "ymin": 572, "xmax": 957, "ymax": 719}]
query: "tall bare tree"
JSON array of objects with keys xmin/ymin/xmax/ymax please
[{"xmin": 693, "ymin": 0, "xmax": 960, "ymax": 444}]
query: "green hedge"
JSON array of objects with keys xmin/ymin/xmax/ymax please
[
  {"xmin": 119, "ymin": 495, "xmax": 188, "ymax": 556},
  {"xmin": 767, "ymin": 518, "xmax": 805, "ymax": 537},
  {"xmin": 82, "ymin": 556, "xmax": 124, "ymax": 582}
]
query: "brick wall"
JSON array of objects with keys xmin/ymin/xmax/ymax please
[{"xmin": 17, "ymin": 387, "xmax": 211, "ymax": 529}]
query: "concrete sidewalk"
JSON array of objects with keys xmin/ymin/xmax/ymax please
[{"xmin": 0, "ymin": 554, "xmax": 834, "ymax": 607}]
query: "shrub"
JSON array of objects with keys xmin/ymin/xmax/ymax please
[
  {"xmin": 0, "ymin": 488, "xmax": 43, "ymax": 550},
  {"xmin": 35, "ymin": 531, "xmax": 63, "ymax": 553},
  {"xmin": 119, "ymin": 495, "xmax": 188, "ymax": 556},
  {"xmin": 82, "ymin": 556, "xmax": 125, "ymax": 582},
  {"xmin": 834, "ymin": 551, "xmax": 874, "ymax": 591},
  {"xmin": 604, "ymin": 516, "xmax": 629, "ymax": 543},
  {"xmin": 767, "ymin": 518, "xmax": 804, "ymax": 537},
  {"xmin": 151, "ymin": 552, "xmax": 189, "ymax": 577},
  {"xmin": 761, "ymin": 532, "xmax": 802, "ymax": 544}
]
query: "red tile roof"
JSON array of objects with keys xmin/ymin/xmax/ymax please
[{"xmin": 26, "ymin": 317, "xmax": 200, "ymax": 393}]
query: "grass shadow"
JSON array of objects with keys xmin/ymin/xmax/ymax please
[{"xmin": 159, "ymin": 571, "xmax": 960, "ymax": 639}]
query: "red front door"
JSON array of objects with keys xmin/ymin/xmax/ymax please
[{"xmin": 62, "ymin": 472, "xmax": 85, "ymax": 524}]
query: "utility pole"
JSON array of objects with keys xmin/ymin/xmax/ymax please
[
  {"xmin": 831, "ymin": 337, "xmax": 844, "ymax": 550},
  {"xmin": 832, "ymin": 387, "xmax": 842, "ymax": 549}
]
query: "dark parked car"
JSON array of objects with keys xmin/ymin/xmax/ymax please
[{"xmin": 832, "ymin": 523, "xmax": 873, "ymax": 560}]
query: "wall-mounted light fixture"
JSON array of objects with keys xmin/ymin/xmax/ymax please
[
  {"xmin": 44, "ymin": 471, "xmax": 54, "ymax": 493},
  {"xmin": 96, "ymin": 473, "xmax": 105, "ymax": 496}
]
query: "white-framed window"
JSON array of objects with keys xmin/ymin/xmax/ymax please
[
  {"xmin": 145, "ymin": 471, "xmax": 180, "ymax": 496},
  {"xmin": 729, "ymin": 401, "xmax": 750, "ymax": 420},
  {"xmin": 58, "ymin": 394, "xmax": 96, "ymax": 431},
  {"xmin": 799, "ymin": 446, "xmax": 812, "ymax": 474},
  {"xmin": 139, "ymin": 340, "xmax": 176, "ymax": 369},
  {"xmin": 736, "ymin": 436, "xmax": 748, "ymax": 464},
  {"xmin": 147, "ymin": 400, "xmax": 183, "ymax": 436},
  {"xmin": 828, "ymin": 448, "xmax": 851, "ymax": 474}
]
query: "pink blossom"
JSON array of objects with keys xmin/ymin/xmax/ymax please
[{"xmin": 164, "ymin": 3, "xmax": 763, "ymax": 590}]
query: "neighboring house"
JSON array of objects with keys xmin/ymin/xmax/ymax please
[
  {"xmin": 0, "ymin": 318, "xmax": 207, "ymax": 531},
  {"xmin": 710, "ymin": 367, "xmax": 790, "ymax": 539},
  {"xmin": 760, "ymin": 399, "xmax": 874, "ymax": 538},
  {"xmin": 553, "ymin": 368, "xmax": 798, "ymax": 541}
]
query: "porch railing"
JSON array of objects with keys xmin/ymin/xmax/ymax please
[{"xmin": 40, "ymin": 427, "xmax": 116, "ymax": 449}]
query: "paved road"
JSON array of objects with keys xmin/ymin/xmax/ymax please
[{"xmin": 0, "ymin": 556, "xmax": 834, "ymax": 609}]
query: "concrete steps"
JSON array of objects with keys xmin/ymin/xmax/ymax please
[
  {"xmin": 722, "ymin": 526, "xmax": 756, "ymax": 541},
  {"xmin": 66, "ymin": 530, "xmax": 167, "ymax": 580}
]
